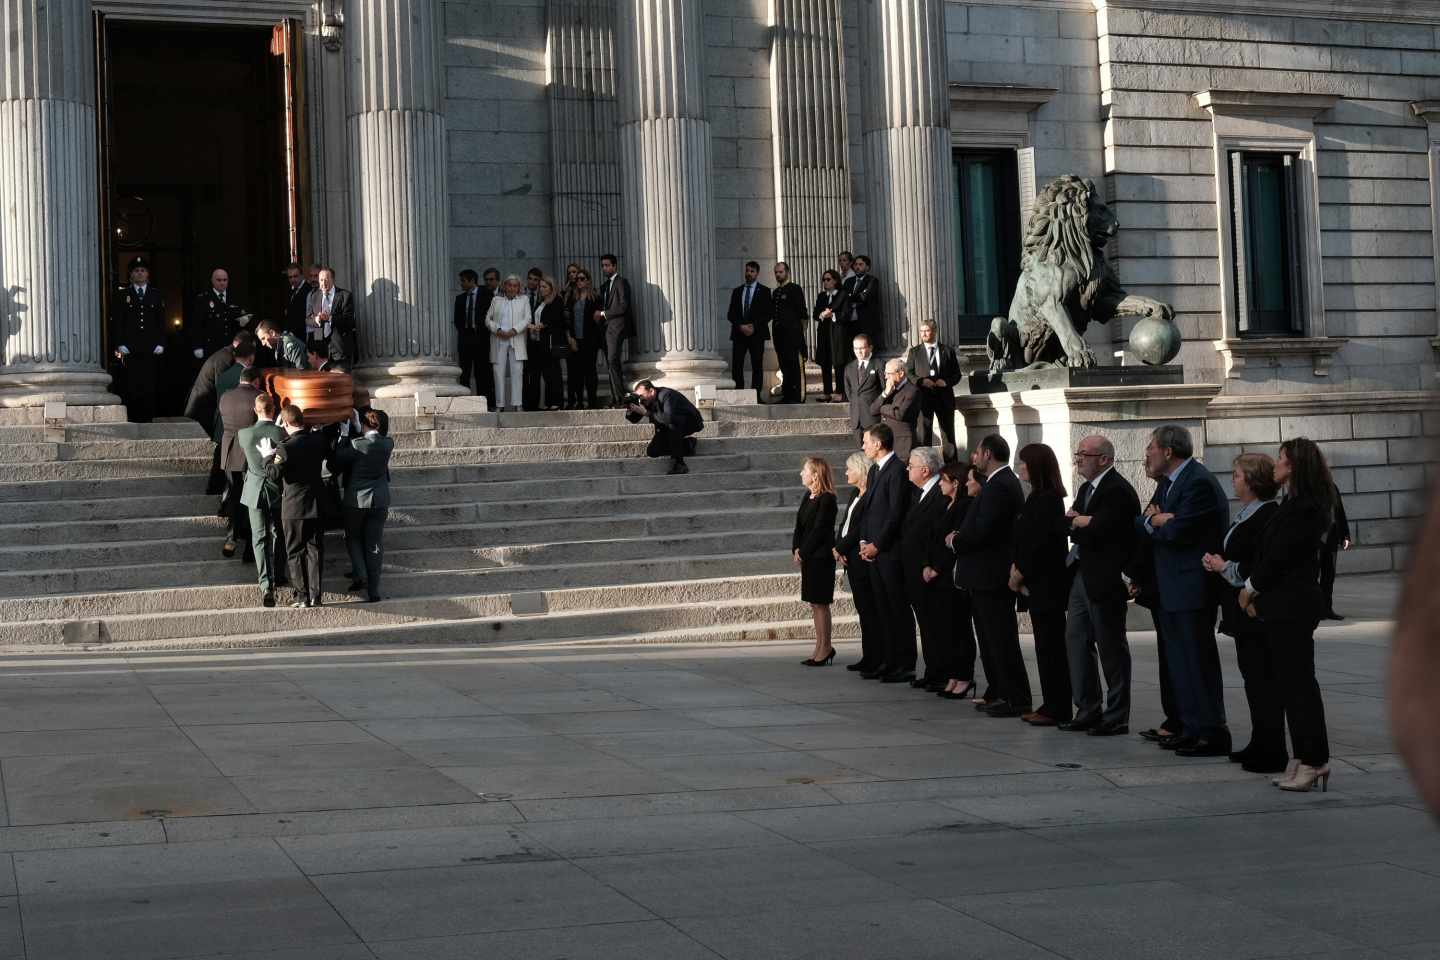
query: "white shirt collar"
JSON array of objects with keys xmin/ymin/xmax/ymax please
[
  {"xmin": 920, "ymin": 474, "xmax": 940, "ymax": 498},
  {"xmin": 1087, "ymin": 465, "xmax": 1113, "ymax": 491},
  {"xmin": 876, "ymin": 451, "xmax": 895, "ymax": 471},
  {"xmin": 1167, "ymin": 458, "xmax": 1192, "ymax": 484},
  {"xmin": 985, "ymin": 463, "xmax": 1011, "ymax": 481}
]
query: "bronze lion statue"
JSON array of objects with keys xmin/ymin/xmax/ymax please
[{"xmin": 987, "ymin": 175, "xmax": 1174, "ymax": 372}]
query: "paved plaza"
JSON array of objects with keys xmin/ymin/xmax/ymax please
[{"xmin": 0, "ymin": 576, "xmax": 1430, "ymax": 959}]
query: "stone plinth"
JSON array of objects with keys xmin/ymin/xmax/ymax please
[
  {"xmin": 967, "ymin": 364, "xmax": 1184, "ymax": 395},
  {"xmin": 956, "ymin": 383, "xmax": 1223, "ymax": 499}
]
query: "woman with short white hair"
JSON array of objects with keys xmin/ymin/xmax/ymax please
[{"xmin": 485, "ymin": 275, "xmax": 532, "ymax": 412}]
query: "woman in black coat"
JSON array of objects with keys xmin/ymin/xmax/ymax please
[
  {"xmin": 794, "ymin": 456, "xmax": 839, "ymax": 665},
  {"xmin": 1238, "ymin": 437, "xmax": 1337, "ymax": 793},
  {"xmin": 936, "ymin": 462, "xmax": 980, "ymax": 700},
  {"xmin": 530, "ymin": 277, "xmax": 567, "ymax": 410},
  {"xmin": 812, "ymin": 270, "xmax": 850, "ymax": 401},
  {"xmin": 1010, "ymin": 443, "xmax": 1072, "ymax": 725},
  {"xmin": 563, "ymin": 269, "xmax": 601, "ymax": 409},
  {"xmin": 1203, "ymin": 452, "xmax": 1282, "ymax": 773}
]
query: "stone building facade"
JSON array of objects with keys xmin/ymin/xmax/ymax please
[{"xmin": 1, "ymin": 0, "xmax": 1437, "ymax": 570}]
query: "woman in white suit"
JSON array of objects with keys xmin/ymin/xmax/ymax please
[{"xmin": 485, "ymin": 275, "xmax": 533, "ymax": 412}]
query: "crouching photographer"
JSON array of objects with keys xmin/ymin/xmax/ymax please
[{"xmin": 625, "ymin": 379, "xmax": 704, "ymax": 475}]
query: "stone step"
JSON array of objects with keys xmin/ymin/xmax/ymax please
[
  {"xmin": 7, "ymin": 577, "xmax": 856, "ymax": 646},
  {"xmin": 0, "ymin": 421, "xmax": 210, "ymax": 444},
  {"xmin": 0, "ymin": 493, "xmax": 219, "ymax": 524},
  {"xmin": 0, "ymin": 437, "xmax": 215, "ymax": 464},
  {"xmin": 1, "ymin": 549, "xmax": 798, "ymax": 618},
  {"xmin": 0, "ymin": 485, "xmax": 832, "ymax": 545},
  {"xmin": 0, "ymin": 457, "xmax": 212, "ymax": 483},
  {"xmin": 385, "ymin": 432, "xmax": 849, "ymax": 467},
  {"xmin": 0, "ymin": 515, "xmax": 797, "ymax": 575},
  {"xmin": 395, "ymin": 417, "xmax": 848, "ymax": 448}
]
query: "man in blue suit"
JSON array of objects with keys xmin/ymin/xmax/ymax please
[{"xmin": 1133, "ymin": 425, "xmax": 1231, "ymax": 757}]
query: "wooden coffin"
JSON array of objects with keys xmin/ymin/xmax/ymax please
[{"xmin": 265, "ymin": 370, "xmax": 355, "ymax": 426}]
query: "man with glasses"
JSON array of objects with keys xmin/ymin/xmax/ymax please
[{"xmin": 1062, "ymin": 435, "xmax": 1141, "ymax": 735}]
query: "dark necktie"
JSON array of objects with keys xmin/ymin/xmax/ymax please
[
  {"xmin": 1157, "ymin": 476, "xmax": 1172, "ymax": 509},
  {"xmin": 743, "ymin": 285, "xmax": 752, "ymax": 317},
  {"xmin": 1074, "ymin": 480, "xmax": 1093, "ymax": 514},
  {"xmin": 927, "ymin": 346, "xmax": 937, "ymax": 375},
  {"xmin": 467, "ymin": 292, "xmax": 475, "ymax": 329}
]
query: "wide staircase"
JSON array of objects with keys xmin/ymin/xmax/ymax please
[{"xmin": 0, "ymin": 403, "xmax": 860, "ymax": 651}]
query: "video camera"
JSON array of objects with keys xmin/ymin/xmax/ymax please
[{"xmin": 622, "ymin": 392, "xmax": 645, "ymax": 423}]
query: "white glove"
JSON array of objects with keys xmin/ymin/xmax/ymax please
[
  {"xmin": 339, "ymin": 419, "xmax": 351, "ymax": 438},
  {"xmin": 237, "ymin": 313, "xmax": 252, "ymax": 327},
  {"xmin": 256, "ymin": 437, "xmax": 276, "ymax": 459},
  {"xmin": 118, "ymin": 345, "xmax": 131, "ymax": 356},
  {"xmin": 153, "ymin": 345, "xmax": 164, "ymax": 356},
  {"xmin": 193, "ymin": 348, "xmax": 204, "ymax": 359}
]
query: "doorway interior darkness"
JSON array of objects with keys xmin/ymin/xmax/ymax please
[{"xmin": 101, "ymin": 19, "xmax": 299, "ymax": 414}]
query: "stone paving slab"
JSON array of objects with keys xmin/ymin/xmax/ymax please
[{"xmin": 0, "ymin": 605, "xmax": 1427, "ymax": 958}]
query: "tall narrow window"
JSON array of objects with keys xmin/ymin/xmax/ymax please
[
  {"xmin": 953, "ymin": 151, "xmax": 1020, "ymax": 342},
  {"xmin": 1230, "ymin": 151, "xmax": 1304, "ymax": 336}
]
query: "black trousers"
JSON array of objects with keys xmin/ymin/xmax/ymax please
[
  {"xmin": 908, "ymin": 577, "xmax": 949, "ymax": 683},
  {"xmin": 846, "ymin": 556, "xmax": 884, "ymax": 669},
  {"xmin": 1151, "ymin": 609, "xmax": 1182, "ymax": 734},
  {"xmin": 457, "ymin": 329, "xmax": 493, "ymax": 404},
  {"xmin": 223, "ymin": 470, "xmax": 250, "ymax": 549},
  {"xmin": 1029, "ymin": 602, "xmax": 1073, "ymax": 722},
  {"xmin": 343, "ymin": 507, "xmax": 387, "ymax": 600},
  {"xmin": 1267, "ymin": 618, "xmax": 1329, "ymax": 766},
  {"xmin": 1233, "ymin": 626, "xmax": 1288, "ymax": 760},
  {"xmin": 916, "ymin": 388, "xmax": 958, "ymax": 462},
  {"xmin": 1158, "ymin": 606, "xmax": 1227, "ymax": 740},
  {"xmin": 772, "ymin": 324, "xmax": 805, "ymax": 402},
  {"xmin": 571, "ymin": 339, "xmax": 600, "ymax": 406},
  {"xmin": 646, "ymin": 425, "xmax": 695, "ymax": 463},
  {"xmin": 815, "ymin": 321, "xmax": 836, "ymax": 396},
  {"xmin": 602, "ymin": 319, "xmax": 628, "ymax": 403},
  {"xmin": 731, "ymin": 334, "xmax": 765, "ymax": 398},
  {"xmin": 972, "ymin": 588, "xmax": 1032, "ymax": 708},
  {"xmin": 947, "ymin": 587, "xmax": 978, "ymax": 683},
  {"xmin": 523, "ymin": 342, "xmax": 563, "ymax": 410},
  {"xmin": 831, "ymin": 323, "xmax": 855, "ymax": 400},
  {"xmin": 207, "ymin": 444, "xmax": 226, "ymax": 496},
  {"xmin": 122, "ymin": 353, "xmax": 159, "ymax": 423},
  {"xmin": 282, "ymin": 517, "xmax": 324, "ymax": 603},
  {"xmin": 871, "ymin": 552, "xmax": 915, "ymax": 673}
]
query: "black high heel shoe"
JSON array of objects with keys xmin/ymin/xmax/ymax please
[
  {"xmin": 801, "ymin": 648, "xmax": 837, "ymax": 667},
  {"xmin": 939, "ymin": 680, "xmax": 977, "ymax": 700}
]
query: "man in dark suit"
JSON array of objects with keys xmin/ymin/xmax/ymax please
[
  {"xmin": 770, "ymin": 262, "xmax": 807, "ymax": 404},
  {"xmin": 871, "ymin": 358, "xmax": 920, "ymax": 463},
  {"xmin": 844, "ymin": 334, "xmax": 882, "ymax": 445},
  {"xmin": 189, "ymin": 267, "xmax": 251, "ymax": 363},
  {"xmin": 904, "ymin": 318, "xmax": 961, "ymax": 461},
  {"xmin": 454, "ymin": 268, "xmax": 494, "ymax": 402},
  {"xmin": 855, "ymin": 423, "xmax": 915, "ymax": 682},
  {"xmin": 593, "ymin": 254, "xmax": 634, "ymax": 406},
  {"xmin": 305, "ymin": 266, "xmax": 357, "ymax": 370},
  {"xmin": 260, "ymin": 404, "xmax": 330, "ymax": 608},
  {"xmin": 218, "ymin": 365, "xmax": 263, "ymax": 560},
  {"xmin": 901, "ymin": 446, "xmax": 954, "ymax": 691},
  {"xmin": 727, "ymin": 261, "xmax": 772, "ymax": 402},
  {"xmin": 184, "ymin": 331, "xmax": 255, "ymax": 497},
  {"xmin": 1063, "ymin": 434, "xmax": 1141, "ymax": 735},
  {"xmin": 109, "ymin": 257, "xmax": 167, "ymax": 423},
  {"xmin": 842, "ymin": 254, "xmax": 880, "ymax": 350},
  {"xmin": 1134, "ymin": 424, "xmax": 1231, "ymax": 756},
  {"xmin": 282, "ymin": 262, "xmax": 313, "ymax": 340},
  {"xmin": 950, "ymin": 433, "xmax": 1032, "ymax": 716},
  {"xmin": 629, "ymin": 379, "xmax": 704, "ymax": 475}
]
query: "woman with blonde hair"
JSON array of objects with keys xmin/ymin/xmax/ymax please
[
  {"xmin": 793, "ymin": 456, "xmax": 838, "ymax": 665},
  {"xmin": 833, "ymin": 451, "xmax": 880, "ymax": 671}
]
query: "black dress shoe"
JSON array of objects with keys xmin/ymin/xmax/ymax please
[
  {"xmin": 1087, "ymin": 722, "xmax": 1129, "ymax": 737},
  {"xmin": 1176, "ymin": 736, "xmax": 1232, "ymax": 758},
  {"xmin": 365, "ymin": 595, "xmax": 382, "ymax": 603},
  {"xmin": 262, "ymin": 593, "xmax": 276, "ymax": 608},
  {"xmin": 1159, "ymin": 735, "xmax": 1197, "ymax": 751},
  {"xmin": 924, "ymin": 681, "xmax": 948, "ymax": 693},
  {"xmin": 1323, "ymin": 610, "xmax": 1344, "ymax": 621},
  {"xmin": 881, "ymin": 671, "xmax": 917, "ymax": 684},
  {"xmin": 348, "ymin": 578, "xmax": 367, "ymax": 592},
  {"xmin": 982, "ymin": 700, "xmax": 1022, "ymax": 718},
  {"xmin": 845, "ymin": 660, "xmax": 874, "ymax": 672},
  {"xmin": 1058, "ymin": 716, "xmax": 1099, "ymax": 732},
  {"xmin": 909, "ymin": 678, "xmax": 930, "ymax": 689},
  {"xmin": 221, "ymin": 541, "xmax": 236, "ymax": 558},
  {"xmin": 1241, "ymin": 755, "xmax": 1290, "ymax": 774},
  {"xmin": 1139, "ymin": 727, "xmax": 1178, "ymax": 743}
]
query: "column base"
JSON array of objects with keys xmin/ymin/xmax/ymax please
[
  {"xmin": 354, "ymin": 359, "xmax": 470, "ymax": 399},
  {"xmin": 625, "ymin": 353, "xmax": 731, "ymax": 392},
  {"xmin": 0, "ymin": 368, "xmax": 121, "ymax": 408}
]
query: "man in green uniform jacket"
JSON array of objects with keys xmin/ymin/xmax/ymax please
[{"xmin": 237, "ymin": 391, "xmax": 289, "ymax": 606}]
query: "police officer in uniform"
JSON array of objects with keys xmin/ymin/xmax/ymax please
[
  {"xmin": 190, "ymin": 267, "xmax": 250, "ymax": 362},
  {"xmin": 770, "ymin": 261, "xmax": 808, "ymax": 404},
  {"xmin": 110, "ymin": 257, "xmax": 167, "ymax": 423}
]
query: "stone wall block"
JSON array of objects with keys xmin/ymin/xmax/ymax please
[{"xmin": 1355, "ymin": 464, "xmax": 1427, "ymax": 493}]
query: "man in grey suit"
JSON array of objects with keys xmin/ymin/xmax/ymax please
[
  {"xmin": 218, "ymin": 365, "xmax": 263, "ymax": 560},
  {"xmin": 592, "ymin": 253, "xmax": 634, "ymax": 406},
  {"xmin": 331, "ymin": 409, "xmax": 395, "ymax": 602},
  {"xmin": 305, "ymin": 266, "xmax": 357, "ymax": 370},
  {"xmin": 237, "ymin": 393, "xmax": 288, "ymax": 606}
]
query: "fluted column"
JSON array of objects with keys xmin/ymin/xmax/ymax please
[
  {"xmin": 859, "ymin": 0, "xmax": 958, "ymax": 353},
  {"xmin": 0, "ymin": 0, "xmax": 119, "ymax": 408},
  {"xmin": 345, "ymin": 0, "xmax": 463, "ymax": 398},
  {"xmin": 615, "ymin": 0, "xmax": 728, "ymax": 388}
]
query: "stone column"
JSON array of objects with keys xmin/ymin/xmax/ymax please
[
  {"xmin": 0, "ymin": 0, "xmax": 119, "ymax": 408},
  {"xmin": 859, "ymin": 0, "xmax": 958, "ymax": 353},
  {"xmin": 345, "ymin": 0, "xmax": 464, "ymax": 398},
  {"xmin": 615, "ymin": 0, "xmax": 729, "ymax": 388}
]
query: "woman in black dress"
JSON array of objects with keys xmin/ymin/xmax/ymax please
[
  {"xmin": 936, "ymin": 462, "xmax": 980, "ymax": 700},
  {"xmin": 1010, "ymin": 443, "xmax": 1072, "ymax": 726},
  {"xmin": 1238, "ymin": 437, "xmax": 1338, "ymax": 793},
  {"xmin": 794, "ymin": 456, "xmax": 839, "ymax": 665},
  {"xmin": 1201, "ymin": 453, "xmax": 1282, "ymax": 772}
]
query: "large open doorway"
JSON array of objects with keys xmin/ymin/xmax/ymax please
[{"xmin": 99, "ymin": 18, "xmax": 306, "ymax": 416}]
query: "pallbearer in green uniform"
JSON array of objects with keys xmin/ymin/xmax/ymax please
[
  {"xmin": 255, "ymin": 320, "xmax": 309, "ymax": 369},
  {"xmin": 109, "ymin": 257, "xmax": 167, "ymax": 422},
  {"xmin": 238, "ymin": 392, "xmax": 289, "ymax": 607}
]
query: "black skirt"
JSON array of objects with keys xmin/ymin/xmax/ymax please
[{"xmin": 801, "ymin": 556, "xmax": 836, "ymax": 605}]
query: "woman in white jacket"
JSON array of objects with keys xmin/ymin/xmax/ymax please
[{"xmin": 485, "ymin": 275, "xmax": 533, "ymax": 412}]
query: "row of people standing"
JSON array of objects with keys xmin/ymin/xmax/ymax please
[
  {"xmin": 792, "ymin": 422, "xmax": 1342, "ymax": 794},
  {"xmin": 454, "ymin": 257, "xmax": 634, "ymax": 412}
]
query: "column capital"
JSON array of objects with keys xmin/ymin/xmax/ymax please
[
  {"xmin": 0, "ymin": 0, "xmax": 93, "ymax": 105},
  {"xmin": 344, "ymin": 0, "xmax": 444, "ymax": 115},
  {"xmin": 615, "ymin": 0, "xmax": 708, "ymax": 123}
]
